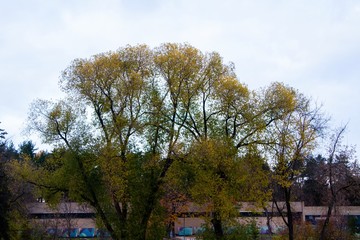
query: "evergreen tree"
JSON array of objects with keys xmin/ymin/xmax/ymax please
[{"xmin": 0, "ymin": 123, "xmax": 10, "ymax": 240}]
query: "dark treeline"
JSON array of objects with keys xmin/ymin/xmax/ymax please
[{"xmin": 0, "ymin": 126, "xmax": 48, "ymax": 240}]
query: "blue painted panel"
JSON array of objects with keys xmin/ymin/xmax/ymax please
[
  {"xmin": 79, "ymin": 228, "xmax": 95, "ymax": 237},
  {"xmin": 178, "ymin": 227, "xmax": 193, "ymax": 236}
]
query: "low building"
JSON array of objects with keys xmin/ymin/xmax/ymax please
[
  {"xmin": 28, "ymin": 201, "xmax": 360, "ymax": 238},
  {"xmin": 173, "ymin": 202, "xmax": 360, "ymax": 236}
]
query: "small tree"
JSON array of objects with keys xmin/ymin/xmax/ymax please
[
  {"xmin": 319, "ymin": 126, "xmax": 359, "ymax": 240},
  {"xmin": 268, "ymin": 90, "xmax": 326, "ymax": 240}
]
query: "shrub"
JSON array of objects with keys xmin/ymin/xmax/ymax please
[{"xmin": 196, "ymin": 219, "xmax": 260, "ymax": 240}]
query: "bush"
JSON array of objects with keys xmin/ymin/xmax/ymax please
[
  {"xmin": 276, "ymin": 218, "xmax": 358, "ymax": 240},
  {"xmin": 196, "ymin": 220, "xmax": 259, "ymax": 240}
]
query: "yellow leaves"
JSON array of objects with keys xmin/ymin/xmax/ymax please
[
  {"xmin": 62, "ymin": 45, "xmax": 152, "ymax": 105},
  {"xmin": 216, "ymin": 76, "xmax": 249, "ymax": 97},
  {"xmin": 263, "ymin": 82, "xmax": 297, "ymax": 119},
  {"xmin": 189, "ymin": 139, "xmax": 236, "ymax": 172},
  {"xmin": 97, "ymin": 145, "xmax": 128, "ymax": 200},
  {"xmin": 154, "ymin": 43, "xmax": 203, "ymax": 104},
  {"xmin": 268, "ymin": 86, "xmax": 324, "ymax": 193},
  {"xmin": 155, "ymin": 43, "xmax": 202, "ymax": 75},
  {"xmin": 9, "ymin": 154, "xmax": 62, "ymax": 204},
  {"xmin": 8, "ymin": 157, "xmax": 33, "ymax": 182},
  {"xmin": 215, "ymin": 76, "xmax": 250, "ymax": 114},
  {"xmin": 186, "ymin": 139, "xmax": 271, "ymax": 218},
  {"xmin": 28, "ymin": 99, "xmax": 80, "ymax": 146}
]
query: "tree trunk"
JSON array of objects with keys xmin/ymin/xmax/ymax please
[
  {"xmin": 136, "ymin": 157, "xmax": 174, "ymax": 240},
  {"xmin": 264, "ymin": 207, "xmax": 273, "ymax": 235},
  {"xmin": 119, "ymin": 206, "xmax": 128, "ymax": 240},
  {"xmin": 211, "ymin": 211, "xmax": 224, "ymax": 240},
  {"xmin": 319, "ymin": 199, "xmax": 335, "ymax": 240},
  {"xmin": 286, "ymin": 206, "xmax": 294, "ymax": 240},
  {"xmin": 285, "ymin": 188, "xmax": 294, "ymax": 240}
]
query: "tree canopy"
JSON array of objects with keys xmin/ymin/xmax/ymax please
[{"xmin": 20, "ymin": 43, "xmax": 342, "ymax": 240}]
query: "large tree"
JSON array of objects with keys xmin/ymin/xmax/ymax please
[
  {"xmin": 26, "ymin": 43, "xmax": 255, "ymax": 240},
  {"xmin": 24, "ymin": 43, "xmax": 326, "ymax": 240}
]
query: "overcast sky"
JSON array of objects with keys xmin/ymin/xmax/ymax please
[{"xmin": 1, "ymin": 0, "xmax": 360, "ymax": 157}]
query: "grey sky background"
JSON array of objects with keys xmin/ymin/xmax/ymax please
[{"xmin": 1, "ymin": 0, "xmax": 359, "ymax": 157}]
